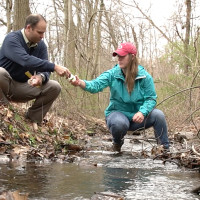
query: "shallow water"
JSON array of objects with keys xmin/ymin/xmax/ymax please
[{"xmin": 0, "ymin": 151, "xmax": 200, "ymax": 200}]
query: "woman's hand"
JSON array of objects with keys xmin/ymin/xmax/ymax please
[
  {"xmin": 69, "ymin": 75, "xmax": 86, "ymax": 89},
  {"xmin": 132, "ymin": 112, "xmax": 144, "ymax": 123}
]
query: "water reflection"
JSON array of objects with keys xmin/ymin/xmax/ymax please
[
  {"xmin": 103, "ymin": 167, "xmax": 138, "ymax": 193},
  {"xmin": 0, "ymin": 155, "xmax": 200, "ymax": 200},
  {"xmin": 0, "ymin": 162, "xmax": 48, "ymax": 194},
  {"xmin": 42, "ymin": 163, "xmax": 105, "ymax": 199},
  {"xmin": 0, "ymin": 162, "xmax": 106, "ymax": 200},
  {"xmin": 102, "ymin": 155, "xmax": 200, "ymax": 200}
]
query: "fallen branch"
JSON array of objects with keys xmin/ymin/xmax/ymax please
[
  {"xmin": 163, "ymin": 159, "xmax": 181, "ymax": 167},
  {"xmin": 94, "ymin": 192, "xmax": 124, "ymax": 199},
  {"xmin": 192, "ymin": 143, "xmax": 200, "ymax": 157}
]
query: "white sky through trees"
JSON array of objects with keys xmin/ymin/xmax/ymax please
[
  {"xmin": 0, "ymin": 0, "xmax": 198, "ymax": 54},
  {"xmin": 0, "ymin": 0, "xmax": 177, "ymax": 45}
]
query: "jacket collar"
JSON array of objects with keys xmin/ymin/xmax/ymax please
[{"xmin": 114, "ymin": 65, "xmax": 125, "ymax": 80}]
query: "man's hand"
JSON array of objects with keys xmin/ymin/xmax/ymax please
[
  {"xmin": 28, "ymin": 75, "xmax": 42, "ymax": 87},
  {"xmin": 132, "ymin": 112, "xmax": 144, "ymax": 123},
  {"xmin": 54, "ymin": 65, "xmax": 71, "ymax": 78}
]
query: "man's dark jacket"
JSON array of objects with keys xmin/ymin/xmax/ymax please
[{"xmin": 0, "ymin": 30, "xmax": 54, "ymax": 83}]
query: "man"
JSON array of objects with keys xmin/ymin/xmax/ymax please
[{"xmin": 0, "ymin": 14, "xmax": 70, "ymax": 130}]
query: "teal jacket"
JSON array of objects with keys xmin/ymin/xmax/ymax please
[{"xmin": 84, "ymin": 64, "xmax": 157, "ymax": 121}]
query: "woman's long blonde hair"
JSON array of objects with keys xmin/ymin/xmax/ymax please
[{"xmin": 125, "ymin": 54, "xmax": 138, "ymax": 94}]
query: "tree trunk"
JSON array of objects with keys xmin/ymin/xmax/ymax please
[
  {"xmin": 6, "ymin": 0, "xmax": 12, "ymax": 33},
  {"xmin": 66, "ymin": 0, "xmax": 76, "ymax": 70},
  {"xmin": 63, "ymin": 0, "xmax": 68, "ymax": 68},
  {"xmin": 91, "ymin": 0, "xmax": 102, "ymax": 79},
  {"xmin": 184, "ymin": 0, "xmax": 191, "ymax": 74},
  {"xmin": 13, "ymin": 0, "xmax": 31, "ymax": 31}
]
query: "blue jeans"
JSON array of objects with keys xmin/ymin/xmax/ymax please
[{"xmin": 106, "ymin": 109, "xmax": 169, "ymax": 149}]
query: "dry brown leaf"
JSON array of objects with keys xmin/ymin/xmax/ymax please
[
  {"xmin": 12, "ymin": 190, "xmax": 29, "ymax": 200},
  {"xmin": 35, "ymin": 135, "xmax": 43, "ymax": 143},
  {"xmin": 0, "ymin": 130, "xmax": 4, "ymax": 137},
  {"xmin": 12, "ymin": 145, "xmax": 29, "ymax": 155},
  {"xmin": 6, "ymin": 109, "xmax": 13, "ymax": 118},
  {"xmin": 0, "ymin": 146, "xmax": 7, "ymax": 154},
  {"xmin": 0, "ymin": 190, "xmax": 28, "ymax": 200},
  {"xmin": 32, "ymin": 123, "xmax": 38, "ymax": 131},
  {"xmin": 62, "ymin": 135, "xmax": 70, "ymax": 140},
  {"xmin": 151, "ymin": 145, "xmax": 164, "ymax": 155}
]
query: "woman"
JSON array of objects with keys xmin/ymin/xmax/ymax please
[{"xmin": 70, "ymin": 42, "xmax": 169, "ymax": 152}]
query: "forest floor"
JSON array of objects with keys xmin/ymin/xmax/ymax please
[{"xmin": 0, "ymin": 103, "xmax": 200, "ymax": 170}]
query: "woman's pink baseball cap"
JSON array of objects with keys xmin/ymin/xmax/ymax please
[{"xmin": 113, "ymin": 42, "xmax": 137, "ymax": 57}]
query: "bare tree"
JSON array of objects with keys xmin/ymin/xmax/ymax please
[{"xmin": 101, "ymin": 0, "xmax": 117, "ymax": 49}]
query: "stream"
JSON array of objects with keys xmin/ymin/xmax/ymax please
[{"xmin": 0, "ymin": 137, "xmax": 200, "ymax": 200}]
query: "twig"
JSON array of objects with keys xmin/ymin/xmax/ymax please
[
  {"xmin": 94, "ymin": 192, "xmax": 124, "ymax": 199},
  {"xmin": 58, "ymin": 118, "xmax": 64, "ymax": 134},
  {"xmin": 192, "ymin": 143, "xmax": 200, "ymax": 157},
  {"xmin": 156, "ymin": 85, "xmax": 200, "ymax": 107},
  {"xmin": 182, "ymin": 138, "xmax": 188, "ymax": 150},
  {"xmin": 163, "ymin": 159, "xmax": 181, "ymax": 167}
]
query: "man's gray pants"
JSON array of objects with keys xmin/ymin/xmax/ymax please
[{"xmin": 0, "ymin": 68, "xmax": 61, "ymax": 123}]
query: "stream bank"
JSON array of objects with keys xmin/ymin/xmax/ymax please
[
  {"xmin": 0, "ymin": 136, "xmax": 200, "ymax": 200},
  {"xmin": 0, "ymin": 104, "xmax": 200, "ymax": 199}
]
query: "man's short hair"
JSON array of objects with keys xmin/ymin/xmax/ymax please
[{"xmin": 25, "ymin": 14, "xmax": 46, "ymax": 29}]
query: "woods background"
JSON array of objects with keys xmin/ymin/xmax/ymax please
[{"xmin": 0, "ymin": 0, "xmax": 200, "ymax": 134}]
